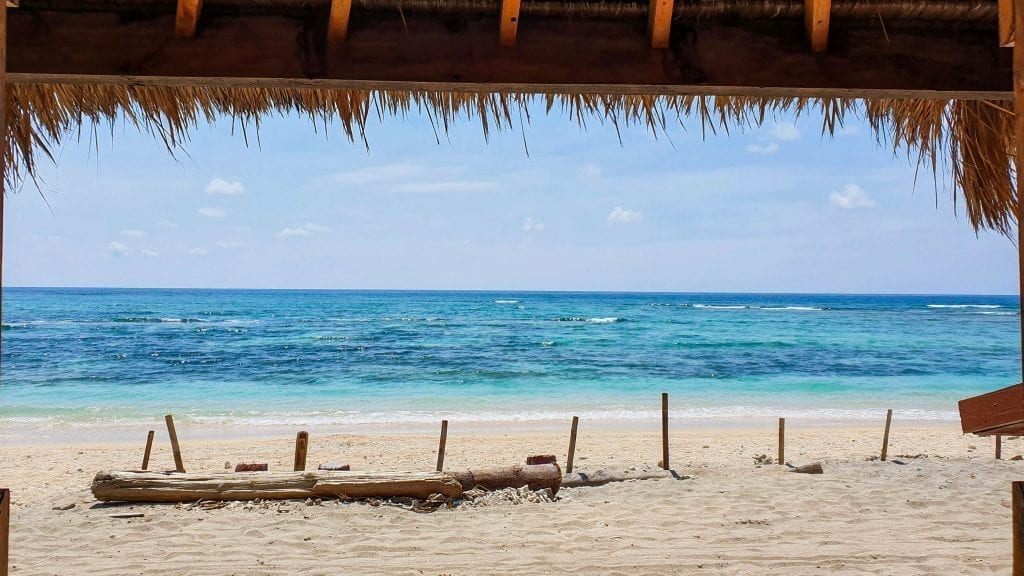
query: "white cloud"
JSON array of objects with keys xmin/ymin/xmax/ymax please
[
  {"xmin": 830, "ymin": 184, "xmax": 876, "ymax": 209},
  {"xmin": 217, "ymin": 240, "xmax": 244, "ymax": 249},
  {"xmin": 745, "ymin": 142, "xmax": 780, "ymax": 155},
  {"xmin": 578, "ymin": 164, "xmax": 601, "ymax": 179},
  {"xmin": 205, "ymin": 178, "xmax": 245, "ymax": 196},
  {"xmin": 770, "ymin": 123, "xmax": 801, "ymax": 142},
  {"xmin": 157, "ymin": 219, "xmax": 177, "ymax": 229},
  {"xmin": 121, "ymin": 229, "xmax": 147, "ymax": 238},
  {"xmin": 277, "ymin": 222, "xmax": 331, "ymax": 238},
  {"xmin": 140, "ymin": 249, "xmax": 159, "ymax": 258},
  {"xmin": 607, "ymin": 207, "xmax": 643, "ymax": 224},
  {"xmin": 198, "ymin": 207, "xmax": 227, "ymax": 219},
  {"xmin": 189, "ymin": 248, "xmax": 208, "ymax": 256},
  {"xmin": 522, "ymin": 217, "xmax": 546, "ymax": 233},
  {"xmin": 107, "ymin": 241, "xmax": 129, "ymax": 258}
]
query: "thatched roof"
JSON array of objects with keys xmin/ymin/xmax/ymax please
[{"xmin": 7, "ymin": 84, "xmax": 1015, "ymax": 235}]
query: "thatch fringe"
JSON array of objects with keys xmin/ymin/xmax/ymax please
[{"xmin": 6, "ymin": 84, "xmax": 1016, "ymax": 235}]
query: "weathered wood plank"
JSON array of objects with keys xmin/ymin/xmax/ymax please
[
  {"xmin": 5, "ymin": 11, "xmax": 1010, "ymax": 96},
  {"xmin": 92, "ymin": 470, "xmax": 464, "ymax": 502},
  {"xmin": 959, "ymin": 384, "xmax": 1024, "ymax": 435}
]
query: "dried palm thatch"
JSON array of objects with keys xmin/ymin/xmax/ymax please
[{"xmin": 5, "ymin": 83, "xmax": 1016, "ymax": 235}]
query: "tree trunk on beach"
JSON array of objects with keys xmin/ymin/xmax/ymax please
[
  {"xmin": 450, "ymin": 463, "xmax": 562, "ymax": 495},
  {"xmin": 92, "ymin": 470, "xmax": 463, "ymax": 503}
]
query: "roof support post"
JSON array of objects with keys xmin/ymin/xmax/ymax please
[
  {"xmin": 499, "ymin": 0, "xmax": 520, "ymax": 46},
  {"xmin": 175, "ymin": 0, "xmax": 202, "ymax": 37},
  {"xmin": 648, "ymin": 0, "xmax": 673, "ymax": 48},
  {"xmin": 328, "ymin": 0, "xmax": 353, "ymax": 49},
  {"xmin": 1016, "ymin": 0, "xmax": 1024, "ymax": 389},
  {"xmin": 805, "ymin": 0, "xmax": 831, "ymax": 52}
]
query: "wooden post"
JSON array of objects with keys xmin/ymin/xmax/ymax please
[
  {"xmin": 175, "ymin": 0, "xmax": 202, "ymax": 37},
  {"xmin": 141, "ymin": 430, "xmax": 155, "ymax": 470},
  {"xmin": 1014, "ymin": 481, "xmax": 1024, "ymax": 576},
  {"xmin": 165, "ymin": 414, "xmax": 185, "ymax": 473},
  {"xmin": 997, "ymin": 435, "xmax": 1004, "ymax": 460},
  {"xmin": 328, "ymin": 0, "xmax": 353, "ymax": 48},
  {"xmin": 566, "ymin": 416, "xmax": 579, "ymax": 473},
  {"xmin": 661, "ymin": 392, "xmax": 669, "ymax": 470},
  {"xmin": 0, "ymin": 489, "xmax": 8, "ymax": 576},
  {"xmin": 499, "ymin": 0, "xmax": 521, "ymax": 46},
  {"xmin": 436, "ymin": 420, "xmax": 448, "ymax": 472},
  {"xmin": 804, "ymin": 0, "xmax": 831, "ymax": 52},
  {"xmin": 778, "ymin": 417, "xmax": 785, "ymax": 465},
  {"xmin": 880, "ymin": 408, "xmax": 893, "ymax": 461},
  {"xmin": 294, "ymin": 431, "xmax": 308, "ymax": 472},
  {"xmin": 647, "ymin": 0, "xmax": 674, "ymax": 48}
]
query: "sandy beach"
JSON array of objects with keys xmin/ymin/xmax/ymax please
[{"xmin": 1, "ymin": 421, "xmax": 1021, "ymax": 575}]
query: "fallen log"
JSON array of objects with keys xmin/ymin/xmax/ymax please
[
  {"xmin": 561, "ymin": 468, "xmax": 685, "ymax": 487},
  {"xmin": 450, "ymin": 463, "xmax": 561, "ymax": 496},
  {"xmin": 91, "ymin": 470, "xmax": 463, "ymax": 503},
  {"xmin": 788, "ymin": 462, "xmax": 824, "ymax": 474}
]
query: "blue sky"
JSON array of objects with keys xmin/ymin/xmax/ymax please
[{"xmin": 3, "ymin": 103, "xmax": 1017, "ymax": 293}]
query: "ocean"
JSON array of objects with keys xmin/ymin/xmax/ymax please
[{"xmin": 0, "ymin": 288, "xmax": 1020, "ymax": 440}]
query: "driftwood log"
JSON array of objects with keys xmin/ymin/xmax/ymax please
[
  {"xmin": 561, "ymin": 468, "xmax": 683, "ymax": 487},
  {"xmin": 450, "ymin": 463, "xmax": 562, "ymax": 496},
  {"xmin": 92, "ymin": 470, "xmax": 463, "ymax": 503}
]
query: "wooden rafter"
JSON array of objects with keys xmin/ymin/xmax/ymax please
[
  {"xmin": 805, "ymin": 0, "xmax": 831, "ymax": 52},
  {"xmin": 174, "ymin": 0, "xmax": 202, "ymax": 37},
  {"xmin": 1001, "ymin": 0, "xmax": 1015, "ymax": 47},
  {"xmin": 328, "ymin": 0, "xmax": 353, "ymax": 48},
  {"xmin": 499, "ymin": 0, "xmax": 520, "ymax": 46},
  {"xmin": 648, "ymin": 0, "xmax": 674, "ymax": 48}
]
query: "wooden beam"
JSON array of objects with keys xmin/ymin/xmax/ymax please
[
  {"xmin": 805, "ymin": 0, "xmax": 831, "ymax": 52},
  {"xmin": 5, "ymin": 11, "xmax": 1010, "ymax": 96},
  {"xmin": 1002, "ymin": 0, "xmax": 1016, "ymax": 47},
  {"xmin": 648, "ymin": 0, "xmax": 674, "ymax": 49},
  {"xmin": 175, "ymin": 0, "xmax": 202, "ymax": 37},
  {"xmin": 499, "ymin": 0, "xmax": 520, "ymax": 46},
  {"xmin": 328, "ymin": 0, "xmax": 353, "ymax": 48}
]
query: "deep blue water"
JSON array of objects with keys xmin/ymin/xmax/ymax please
[{"xmin": 0, "ymin": 288, "xmax": 1020, "ymax": 434}]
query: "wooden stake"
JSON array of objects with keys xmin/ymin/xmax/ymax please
[
  {"xmin": 165, "ymin": 414, "xmax": 185, "ymax": 473},
  {"xmin": 174, "ymin": 0, "xmax": 202, "ymax": 37},
  {"xmin": 661, "ymin": 392, "xmax": 669, "ymax": 470},
  {"xmin": 804, "ymin": 0, "xmax": 831, "ymax": 52},
  {"xmin": 436, "ymin": 420, "xmax": 448, "ymax": 472},
  {"xmin": 499, "ymin": 0, "xmax": 521, "ymax": 46},
  {"xmin": 0, "ymin": 489, "xmax": 8, "ymax": 576},
  {"xmin": 778, "ymin": 417, "xmax": 785, "ymax": 465},
  {"xmin": 566, "ymin": 415, "xmax": 579, "ymax": 473},
  {"xmin": 647, "ymin": 0, "xmax": 674, "ymax": 48},
  {"xmin": 880, "ymin": 408, "xmax": 893, "ymax": 461},
  {"xmin": 141, "ymin": 430, "xmax": 155, "ymax": 470},
  {"xmin": 998, "ymin": 435, "xmax": 1004, "ymax": 460},
  {"xmin": 294, "ymin": 431, "xmax": 308, "ymax": 472},
  {"xmin": 1014, "ymin": 481, "xmax": 1024, "ymax": 576}
]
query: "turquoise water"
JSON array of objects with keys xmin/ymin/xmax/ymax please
[{"xmin": 0, "ymin": 288, "xmax": 1020, "ymax": 436}]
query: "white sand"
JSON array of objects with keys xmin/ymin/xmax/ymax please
[{"xmin": 2, "ymin": 422, "xmax": 1021, "ymax": 575}]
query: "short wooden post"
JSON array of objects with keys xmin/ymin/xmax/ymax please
[
  {"xmin": 778, "ymin": 417, "xmax": 785, "ymax": 465},
  {"xmin": 997, "ymin": 435, "xmax": 1004, "ymax": 460},
  {"xmin": 165, "ymin": 414, "xmax": 185, "ymax": 473},
  {"xmin": 566, "ymin": 416, "xmax": 579, "ymax": 473},
  {"xmin": 881, "ymin": 408, "xmax": 893, "ymax": 461},
  {"xmin": 436, "ymin": 420, "xmax": 448, "ymax": 472},
  {"xmin": 661, "ymin": 392, "xmax": 669, "ymax": 470},
  {"xmin": 294, "ymin": 431, "xmax": 309, "ymax": 471},
  {"xmin": 141, "ymin": 430, "xmax": 155, "ymax": 470},
  {"xmin": 1014, "ymin": 481, "xmax": 1024, "ymax": 576},
  {"xmin": 0, "ymin": 489, "xmax": 8, "ymax": 576}
]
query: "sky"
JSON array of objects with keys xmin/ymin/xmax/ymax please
[{"xmin": 2, "ymin": 102, "xmax": 1018, "ymax": 294}]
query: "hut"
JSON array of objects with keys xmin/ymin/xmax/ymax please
[{"xmin": 0, "ymin": 0, "xmax": 1022, "ymax": 572}]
